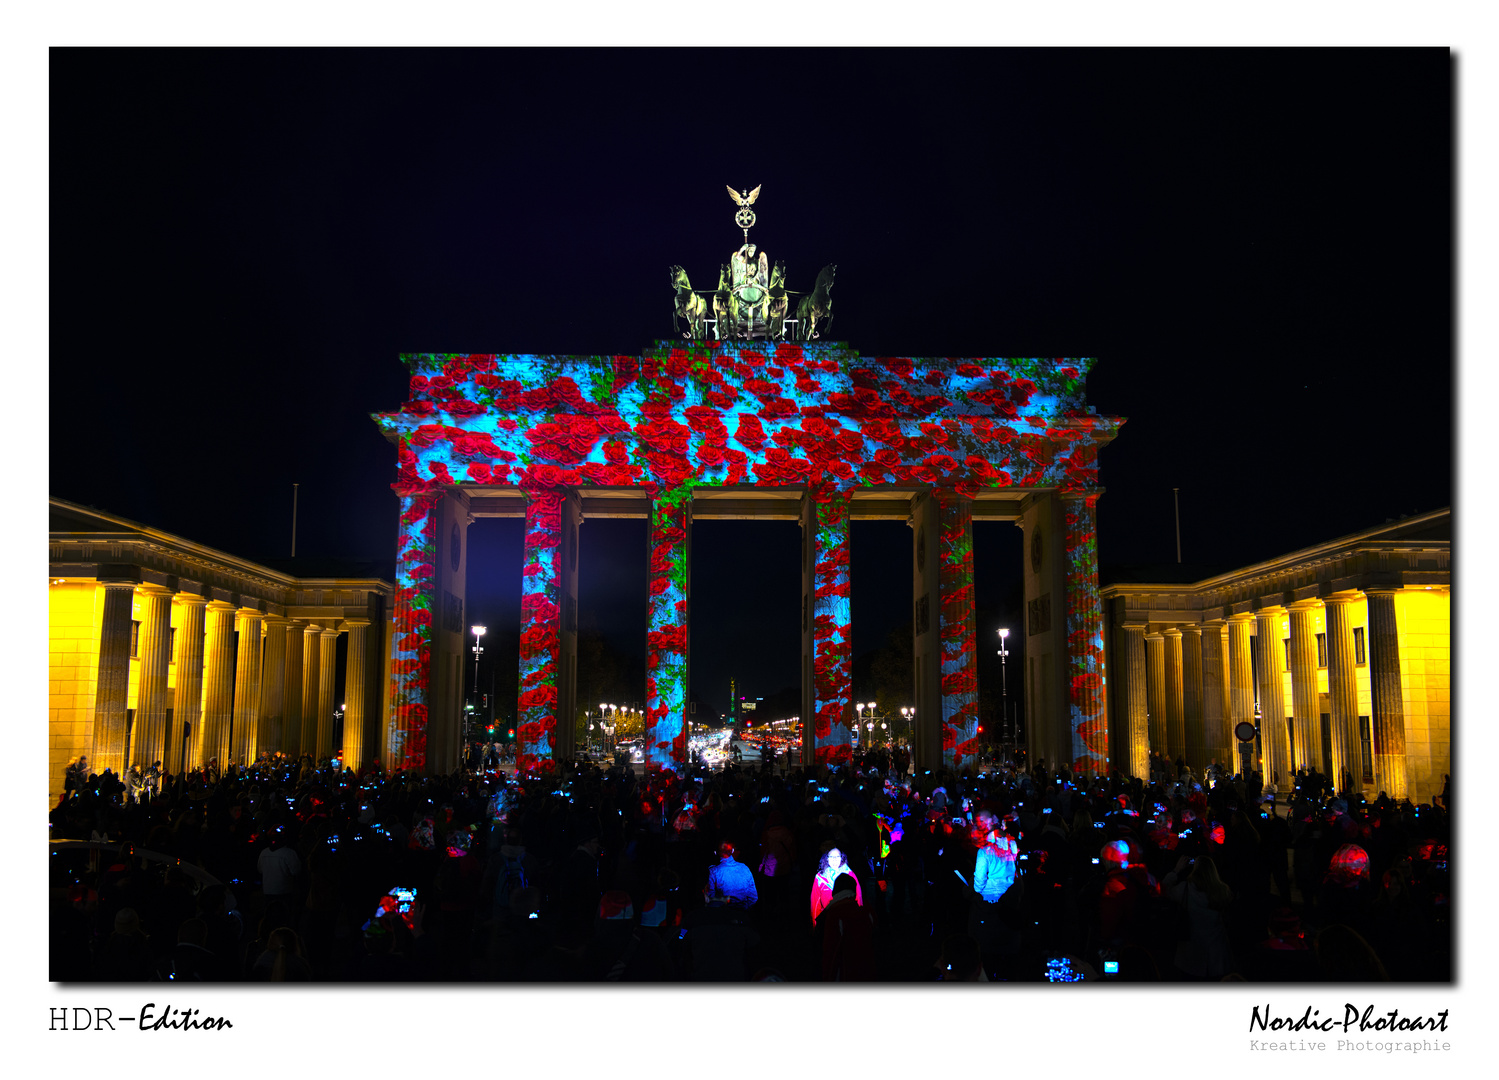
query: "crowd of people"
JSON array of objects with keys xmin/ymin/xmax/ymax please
[{"xmin": 49, "ymin": 747, "xmax": 1451, "ymax": 982}]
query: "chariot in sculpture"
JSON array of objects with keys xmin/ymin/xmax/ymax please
[{"xmin": 670, "ymin": 185, "xmax": 836, "ymax": 342}]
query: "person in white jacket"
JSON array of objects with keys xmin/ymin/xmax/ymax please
[{"xmin": 972, "ymin": 810, "xmax": 1018, "ymax": 902}]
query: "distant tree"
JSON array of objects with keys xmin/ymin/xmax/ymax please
[{"xmin": 870, "ymin": 621, "xmax": 914, "ymax": 714}]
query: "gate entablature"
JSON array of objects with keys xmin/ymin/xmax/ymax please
[{"xmin": 373, "ymin": 342, "xmax": 1122, "ymax": 778}]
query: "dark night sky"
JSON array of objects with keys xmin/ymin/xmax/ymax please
[{"xmin": 48, "ymin": 48, "xmax": 1451, "ymax": 720}]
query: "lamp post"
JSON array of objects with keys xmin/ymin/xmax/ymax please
[
  {"xmin": 469, "ymin": 624, "xmax": 486, "ymax": 751},
  {"xmin": 900, "ymin": 706, "xmax": 915, "ymax": 751},
  {"xmin": 997, "ymin": 627, "xmax": 1010, "ymax": 760}
]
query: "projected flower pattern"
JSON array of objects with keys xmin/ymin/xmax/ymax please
[
  {"xmin": 375, "ymin": 345, "xmax": 1117, "ymax": 775},
  {"xmin": 388, "ymin": 488, "xmax": 440, "ymax": 770},
  {"xmin": 938, "ymin": 493, "xmax": 981, "ymax": 770},
  {"xmin": 1065, "ymin": 494, "xmax": 1109, "ymax": 776},
  {"xmin": 809, "ymin": 485, "xmax": 852, "ymax": 766}
]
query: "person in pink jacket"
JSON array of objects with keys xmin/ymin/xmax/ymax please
[{"xmin": 810, "ymin": 846, "xmax": 863, "ymax": 924}]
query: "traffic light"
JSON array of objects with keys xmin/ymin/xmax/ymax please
[{"xmin": 483, "ymin": 694, "xmax": 489, "ymax": 708}]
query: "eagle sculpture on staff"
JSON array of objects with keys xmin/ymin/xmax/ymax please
[
  {"xmin": 728, "ymin": 184, "xmax": 761, "ymax": 236},
  {"xmin": 726, "ymin": 184, "xmax": 761, "ymax": 207}
]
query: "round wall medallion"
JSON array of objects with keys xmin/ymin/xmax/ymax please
[{"xmin": 450, "ymin": 522, "xmax": 461, "ymax": 572}]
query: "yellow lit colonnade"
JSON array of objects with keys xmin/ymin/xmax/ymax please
[
  {"xmin": 48, "ymin": 499, "xmax": 394, "ymax": 804},
  {"xmin": 1100, "ymin": 509, "xmax": 1449, "ymax": 804}
]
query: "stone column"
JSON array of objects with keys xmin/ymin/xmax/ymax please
[
  {"xmin": 1227, "ymin": 615, "xmax": 1256, "ymax": 769},
  {"xmin": 257, "ymin": 616, "xmax": 290, "ymax": 757},
  {"xmin": 1061, "ymin": 493, "xmax": 1108, "ymax": 775},
  {"xmin": 131, "ymin": 585, "xmax": 175, "ymax": 770},
  {"xmin": 1366, "ymin": 588, "xmax": 1408, "ymax": 799},
  {"xmin": 1145, "ymin": 633, "xmax": 1166, "ymax": 755},
  {"xmin": 232, "ymin": 609, "xmax": 264, "ymax": 765},
  {"xmin": 388, "ymin": 489, "xmax": 443, "ymax": 772},
  {"xmin": 517, "ymin": 489, "xmax": 566, "ymax": 774},
  {"xmin": 282, "ymin": 620, "xmax": 304, "ymax": 757},
  {"xmin": 170, "ymin": 595, "xmax": 208, "ymax": 775},
  {"xmin": 300, "ymin": 623, "xmax": 322, "ymax": 759},
  {"xmin": 341, "ymin": 618, "xmax": 372, "ymax": 769},
  {"xmin": 1122, "ymin": 623, "xmax": 1149, "ymax": 779},
  {"xmin": 644, "ymin": 491, "xmax": 691, "ymax": 773},
  {"xmin": 1200, "ymin": 620, "xmax": 1232, "ymax": 771},
  {"xmin": 804, "ymin": 485, "xmax": 854, "ymax": 769},
  {"xmin": 1255, "ymin": 609, "xmax": 1291, "ymax": 793},
  {"xmin": 1323, "ymin": 594, "xmax": 1363, "ymax": 796},
  {"xmin": 937, "ymin": 490, "xmax": 980, "ymax": 771},
  {"xmin": 1163, "ymin": 628, "xmax": 1185, "ymax": 764},
  {"xmin": 1181, "ymin": 626, "xmax": 1204, "ymax": 770},
  {"xmin": 90, "ymin": 581, "xmax": 137, "ymax": 776},
  {"xmin": 1287, "ymin": 600, "xmax": 1322, "ymax": 774},
  {"xmin": 317, "ymin": 625, "xmax": 340, "ymax": 760},
  {"xmin": 199, "ymin": 601, "xmax": 238, "ymax": 768}
]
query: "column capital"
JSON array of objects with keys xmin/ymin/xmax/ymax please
[
  {"xmin": 1121, "ymin": 620, "xmax": 1150, "ymax": 632},
  {"xmin": 1253, "ymin": 601, "xmax": 1288, "ymax": 616},
  {"xmin": 1363, "ymin": 584, "xmax": 1403, "ymax": 597},
  {"xmin": 136, "ymin": 582, "xmax": 174, "ymax": 599},
  {"xmin": 236, "ymin": 605, "xmax": 266, "ymax": 618},
  {"xmin": 1162, "ymin": 626, "xmax": 1183, "ymax": 639},
  {"xmin": 262, "ymin": 613, "xmax": 294, "ymax": 627},
  {"xmin": 341, "ymin": 617, "xmax": 372, "ymax": 630},
  {"xmin": 174, "ymin": 592, "xmax": 210, "ymax": 608},
  {"xmin": 206, "ymin": 598, "xmax": 238, "ymax": 613},
  {"xmin": 1057, "ymin": 488, "xmax": 1105, "ymax": 503},
  {"xmin": 1200, "ymin": 617, "xmax": 1228, "ymax": 630},
  {"xmin": 1180, "ymin": 624, "xmax": 1203, "ymax": 636},
  {"xmin": 1287, "ymin": 598, "xmax": 1324, "ymax": 613},
  {"xmin": 1323, "ymin": 590, "xmax": 1363, "ymax": 607},
  {"xmin": 319, "ymin": 624, "xmax": 342, "ymax": 639},
  {"xmin": 1227, "ymin": 611, "xmax": 1256, "ymax": 625},
  {"xmin": 1144, "ymin": 631, "xmax": 1165, "ymax": 642}
]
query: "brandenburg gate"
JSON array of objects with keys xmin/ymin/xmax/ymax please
[{"xmin": 372, "ymin": 190, "xmax": 1123, "ymax": 777}]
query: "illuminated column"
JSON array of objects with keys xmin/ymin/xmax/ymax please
[
  {"xmin": 131, "ymin": 585, "xmax": 174, "ymax": 770},
  {"xmin": 1254, "ymin": 608, "xmax": 1291, "ymax": 793},
  {"xmin": 1163, "ymin": 628, "xmax": 1185, "ymax": 764},
  {"xmin": 282, "ymin": 620, "xmax": 304, "ymax": 756},
  {"xmin": 199, "ymin": 601, "xmax": 238, "ymax": 767},
  {"xmin": 644, "ymin": 491, "xmax": 691, "ymax": 773},
  {"xmin": 257, "ymin": 616, "xmax": 290, "ymax": 756},
  {"xmin": 1122, "ymin": 623, "xmax": 1149, "ymax": 779},
  {"xmin": 1200, "ymin": 620, "xmax": 1232, "ymax": 771},
  {"xmin": 388, "ymin": 489, "xmax": 442, "ymax": 772},
  {"xmin": 341, "ymin": 618, "xmax": 371, "ymax": 768},
  {"xmin": 1061, "ymin": 493, "xmax": 1108, "ymax": 775},
  {"xmin": 1181, "ymin": 626, "xmax": 1204, "ymax": 769},
  {"xmin": 316, "ymin": 625, "xmax": 339, "ymax": 760},
  {"xmin": 300, "ymin": 623, "xmax": 322, "ymax": 758},
  {"xmin": 809, "ymin": 480, "xmax": 857, "ymax": 768},
  {"xmin": 1287, "ymin": 600, "xmax": 1321, "ymax": 773},
  {"xmin": 937, "ymin": 491, "xmax": 979, "ymax": 770},
  {"xmin": 1366, "ymin": 588, "xmax": 1408, "ymax": 799},
  {"xmin": 1323, "ymin": 594, "xmax": 1363, "ymax": 795},
  {"xmin": 170, "ymin": 595, "xmax": 208, "ymax": 775},
  {"xmin": 89, "ymin": 581, "xmax": 136, "ymax": 776},
  {"xmin": 1226, "ymin": 615, "xmax": 1256, "ymax": 766},
  {"xmin": 1145, "ymin": 633, "xmax": 1166, "ymax": 755},
  {"xmin": 231, "ymin": 609, "xmax": 264, "ymax": 764},
  {"xmin": 518, "ymin": 489, "xmax": 566, "ymax": 774}
]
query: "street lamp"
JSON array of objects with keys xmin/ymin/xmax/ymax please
[
  {"xmin": 900, "ymin": 706, "xmax": 915, "ymax": 750},
  {"xmin": 997, "ymin": 628, "xmax": 1010, "ymax": 759},
  {"xmin": 469, "ymin": 625, "xmax": 486, "ymax": 749}
]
